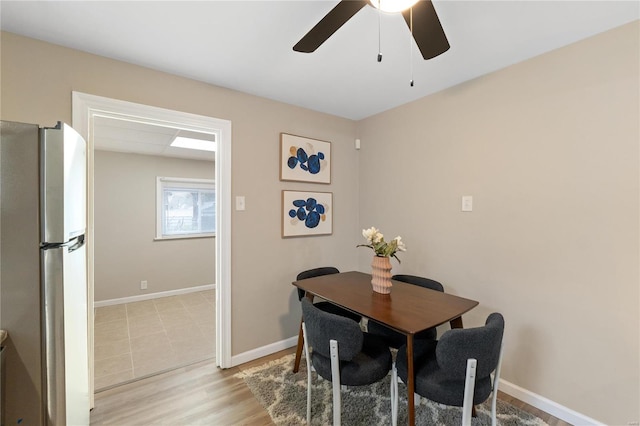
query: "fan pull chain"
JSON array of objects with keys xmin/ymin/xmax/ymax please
[
  {"xmin": 377, "ymin": 0, "xmax": 382, "ymax": 62},
  {"xmin": 409, "ymin": 7, "xmax": 414, "ymax": 87}
]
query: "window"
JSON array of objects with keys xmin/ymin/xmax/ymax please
[{"xmin": 156, "ymin": 177, "xmax": 215, "ymax": 239}]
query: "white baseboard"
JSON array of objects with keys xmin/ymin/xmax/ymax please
[
  {"xmin": 231, "ymin": 335, "xmax": 298, "ymax": 367},
  {"xmin": 94, "ymin": 284, "xmax": 215, "ymax": 308},
  {"xmin": 499, "ymin": 378, "xmax": 604, "ymax": 426}
]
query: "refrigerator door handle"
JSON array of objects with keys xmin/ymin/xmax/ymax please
[
  {"xmin": 67, "ymin": 235, "xmax": 85, "ymax": 253},
  {"xmin": 40, "ymin": 235, "xmax": 85, "ymax": 252}
]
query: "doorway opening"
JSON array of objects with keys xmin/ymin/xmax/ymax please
[{"xmin": 72, "ymin": 92, "xmax": 232, "ymax": 403}]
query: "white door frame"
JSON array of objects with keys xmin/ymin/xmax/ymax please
[{"xmin": 72, "ymin": 92, "xmax": 233, "ymax": 405}]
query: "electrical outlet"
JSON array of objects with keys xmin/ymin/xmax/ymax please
[{"xmin": 140, "ymin": 280, "xmax": 147, "ymax": 290}]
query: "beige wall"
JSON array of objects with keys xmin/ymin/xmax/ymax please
[
  {"xmin": 0, "ymin": 31, "xmax": 360, "ymax": 357},
  {"xmin": 94, "ymin": 150, "xmax": 215, "ymax": 301},
  {"xmin": 356, "ymin": 21, "xmax": 639, "ymax": 425}
]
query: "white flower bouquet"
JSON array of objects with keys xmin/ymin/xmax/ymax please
[{"xmin": 357, "ymin": 226, "xmax": 406, "ymax": 263}]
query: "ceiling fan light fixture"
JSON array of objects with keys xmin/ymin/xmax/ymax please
[{"xmin": 370, "ymin": 0, "xmax": 419, "ymax": 13}]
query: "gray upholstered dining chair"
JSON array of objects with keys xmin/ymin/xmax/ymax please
[
  {"xmin": 293, "ymin": 267, "xmax": 362, "ymax": 373},
  {"xmin": 367, "ymin": 274, "xmax": 445, "ymax": 348},
  {"xmin": 301, "ymin": 298, "xmax": 394, "ymax": 426},
  {"xmin": 392, "ymin": 313, "xmax": 505, "ymax": 426}
]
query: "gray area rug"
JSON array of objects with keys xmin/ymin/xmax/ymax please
[{"xmin": 235, "ymin": 353, "xmax": 548, "ymax": 426}]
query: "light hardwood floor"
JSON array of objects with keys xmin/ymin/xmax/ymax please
[{"xmin": 90, "ymin": 347, "xmax": 572, "ymax": 426}]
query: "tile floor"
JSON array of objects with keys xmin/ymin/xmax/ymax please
[{"xmin": 93, "ymin": 290, "xmax": 215, "ymax": 391}]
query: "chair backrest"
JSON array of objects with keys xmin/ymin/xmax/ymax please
[
  {"xmin": 296, "ymin": 267, "xmax": 340, "ymax": 300},
  {"xmin": 301, "ymin": 298, "xmax": 362, "ymax": 361},
  {"xmin": 392, "ymin": 274, "xmax": 444, "ymax": 293},
  {"xmin": 436, "ymin": 313, "xmax": 504, "ymax": 379}
]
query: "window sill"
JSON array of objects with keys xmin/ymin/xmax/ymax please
[{"xmin": 154, "ymin": 234, "xmax": 216, "ymax": 241}]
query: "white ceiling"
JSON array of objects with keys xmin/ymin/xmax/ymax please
[{"xmin": 1, "ymin": 1, "xmax": 638, "ymax": 122}]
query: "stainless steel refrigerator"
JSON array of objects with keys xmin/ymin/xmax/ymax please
[{"xmin": 0, "ymin": 120, "xmax": 90, "ymax": 425}]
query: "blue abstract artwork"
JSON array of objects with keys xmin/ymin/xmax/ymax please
[
  {"xmin": 287, "ymin": 147, "xmax": 325, "ymax": 175},
  {"xmin": 282, "ymin": 191, "xmax": 332, "ymax": 237},
  {"xmin": 288, "ymin": 197, "xmax": 326, "ymax": 229},
  {"xmin": 280, "ymin": 133, "xmax": 331, "ymax": 184}
]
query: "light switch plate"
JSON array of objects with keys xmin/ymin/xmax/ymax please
[
  {"xmin": 462, "ymin": 196, "xmax": 473, "ymax": 212},
  {"xmin": 235, "ymin": 196, "xmax": 246, "ymax": 211}
]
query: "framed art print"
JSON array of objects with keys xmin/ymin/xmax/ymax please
[
  {"xmin": 280, "ymin": 133, "xmax": 331, "ymax": 184},
  {"xmin": 282, "ymin": 190, "xmax": 333, "ymax": 237}
]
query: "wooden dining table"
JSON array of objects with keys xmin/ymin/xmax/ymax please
[{"xmin": 292, "ymin": 271, "xmax": 479, "ymax": 426}]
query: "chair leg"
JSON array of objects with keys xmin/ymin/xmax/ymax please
[
  {"xmin": 490, "ymin": 342, "xmax": 505, "ymax": 426},
  {"xmin": 293, "ymin": 317, "xmax": 304, "ymax": 373},
  {"xmin": 462, "ymin": 359, "xmax": 477, "ymax": 426},
  {"xmin": 302, "ymin": 323, "xmax": 312, "ymax": 425},
  {"xmin": 390, "ymin": 362, "xmax": 398, "ymax": 426},
  {"xmin": 329, "ymin": 339, "xmax": 341, "ymax": 426}
]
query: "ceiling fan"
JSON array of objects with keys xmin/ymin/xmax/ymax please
[{"xmin": 293, "ymin": 0, "xmax": 450, "ymax": 60}]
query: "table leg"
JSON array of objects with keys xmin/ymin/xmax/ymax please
[
  {"xmin": 294, "ymin": 293, "xmax": 315, "ymax": 373},
  {"xmin": 407, "ymin": 334, "xmax": 415, "ymax": 426},
  {"xmin": 293, "ymin": 318, "xmax": 304, "ymax": 373},
  {"xmin": 450, "ymin": 316, "xmax": 464, "ymax": 329}
]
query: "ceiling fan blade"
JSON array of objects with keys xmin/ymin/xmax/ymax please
[
  {"xmin": 402, "ymin": 0, "xmax": 450, "ymax": 60},
  {"xmin": 294, "ymin": 0, "xmax": 369, "ymax": 53}
]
